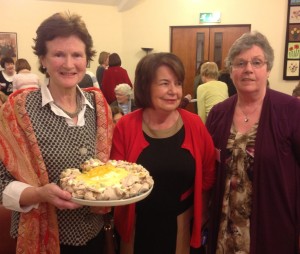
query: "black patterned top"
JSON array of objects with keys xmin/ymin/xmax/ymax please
[{"xmin": 0, "ymin": 90, "xmax": 104, "ymax": 246}]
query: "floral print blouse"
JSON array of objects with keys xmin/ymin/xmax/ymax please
[{"xmin": 216, "ymin": 123, "xmax": 258, "ymax": 254}]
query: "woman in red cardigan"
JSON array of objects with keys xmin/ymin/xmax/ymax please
[
  {"xmin": 111, "ymin": 52, "xmax": 216, "ymax": 254},
  {"xmin": 101, "ymin": 53, "xmax": 132, "ymax": 104}
]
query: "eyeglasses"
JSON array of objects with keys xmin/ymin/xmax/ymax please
[{"xmin": 231, "ymin": 59, "xmax": 267, "ymax": 69}]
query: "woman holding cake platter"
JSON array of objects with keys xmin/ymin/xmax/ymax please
[
  {"xmin": 0, "ymin": 12, "xmax": 113, "ymax": 253},
  {"xmin": 111, "ymin": 52, "xmax": 216, "ymax": 254}
]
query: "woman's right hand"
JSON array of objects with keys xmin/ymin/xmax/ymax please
[
  {"xmin": 20, "ymin": 183, "xmax": 82, "ymax": 210},
  {"xmin": 39, "ymin": 183, "xmax": 83, "ymax": 209}
]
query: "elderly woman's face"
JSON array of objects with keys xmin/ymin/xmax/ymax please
[
  {"xmin": 115, "ymin": 91, "xmax": 129, "ymax": 104},
  {"xmin": 230, "ymin": 45, "xmax": 270, "ymax": 94}
]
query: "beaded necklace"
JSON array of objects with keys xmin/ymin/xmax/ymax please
[{"xmin": 53, "ymin": 92, "xmax": 82, "ymax": 118}]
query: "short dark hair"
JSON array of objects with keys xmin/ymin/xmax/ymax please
[
  {"xmin": 15, "ymin": 58, "xmax": 31, "ymax": 73},
  {"xmin": 134, "ymin": 52, "xmax": 185, "ymax": 108},
  {"xmin": 109, "ymin": 53, "xmax": 121, "ymax": 67},
  {"xmin": 32, "ymin": 12, "xmax": 96, "ymax": 74},
  {"xmin": 110, "ymin": 106, "xmax": 124, "ymax": 117},
  {"xmin": 0, "ymin": 57, "xmax": 14, "ymax": 68}
]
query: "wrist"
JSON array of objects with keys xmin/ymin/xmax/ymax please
[{"xmin": 20, "ymin": 186, "xmax": 43, "ymax": 206}]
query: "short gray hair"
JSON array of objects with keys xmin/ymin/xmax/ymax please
[
  {"xmin": 225, "ymin": 31, "xmax": 274, "ymax": 72},
  {"xmin": 114, "ymin": 83, "xmax": 132, "ymax": 96}
]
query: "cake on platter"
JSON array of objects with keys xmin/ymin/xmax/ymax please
[{"xmin": 60, "ymin": 158, "xmax": 154, "ymax": 203}]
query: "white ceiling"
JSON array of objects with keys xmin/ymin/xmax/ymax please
[{"xmin": 42, "ymin": 0, "xmax": 139, "ymax": 11}]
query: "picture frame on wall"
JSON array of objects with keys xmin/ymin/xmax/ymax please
[
  {"xmin": 290, "ymin": 0, "xmax": 300, "ymax": 5},
  {"xmin": 0, "ymin": 32, "xmax": 18, "ymax": 65},
  {"xmin": 283, "ymin": 0, "xmax": 300, "ymax": 80}
]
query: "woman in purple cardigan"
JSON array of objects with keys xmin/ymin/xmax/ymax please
[{"xmin": 206, "ymin": 31, "xmax": 300, "ymax": 254}]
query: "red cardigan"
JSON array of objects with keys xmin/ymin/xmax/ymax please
[
  {"xmin": 111, "ymin": 108, "xmax": 216, "ymax": 248},
  {"xmin": 101, "ymin": 66, "xmax": 132, "ymax": 104}
]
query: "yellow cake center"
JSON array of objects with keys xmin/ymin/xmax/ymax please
[{"xmin": 76, "ymin": 164, "xmax": 129, "ymax": 188}]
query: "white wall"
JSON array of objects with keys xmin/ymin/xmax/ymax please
[{"xmin": 1, "ymin": 0, "xmax": 297, "ymax": 95}]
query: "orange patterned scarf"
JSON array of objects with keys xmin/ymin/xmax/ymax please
[{"xmin": 0, "ymin": 88, "xmax": 112, "ymax": 253}]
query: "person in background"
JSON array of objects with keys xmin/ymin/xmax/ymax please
[
  {"xmin": 13, "ymin": 58, "xmax": 40, "ymax": 92},
  {"xmin": 111, "ymin": 105, "xmax": 124, "ymax": 125},
  {"xmin": 101, "ymin": 52, "xmax": 132, "ymax": 104},
  {"xmin": 0, "ymin": 56, "xmax": 15, "ymax": 95},
  {"xmin": 206, "ymin": 31, "xmax": 300, "ymax": 254},
  {"xmin": 193, "ymin": 61, "xmax": 208, "ymax": 112},
  {"xmin": 78, "ymin": 70, "xmax": 100, "ymax": 89},
  {"xmin": 218, "ymin": 66, "xmax": 237, "ymax": 96},
  {"xmin": 111, "ymin": 52, "xmax": 216, "ymax": 254},
  {"xmin": 292, "ymin": 81, "xmax": 300, "ymax": 99},
  {"xmin": 110, "ymin": 83, "xmax": 137, "ymax": 115},
  {"xmin": 197, "ymin": 62, "xmax": 228, "ymax": 123},
  {"xmin": 0, "ymin": 12, "xmax": 113, "ymax": 254},
  {"xmin": 96, "ymin": 51, "xmax": 109, "ymax": 89}
]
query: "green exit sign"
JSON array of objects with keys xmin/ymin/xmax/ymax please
[{"xmin": 200, "ymin": 12, "xmax": 221, "ymax": 23}]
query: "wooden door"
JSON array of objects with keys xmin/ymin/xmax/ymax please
[{"xmin": 171, "ymin": 25, "xmax": 250, "ymax": 113}]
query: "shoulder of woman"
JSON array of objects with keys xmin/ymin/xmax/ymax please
[
  {"xmin": 267, "ymin": 89, "xmax": 300, "ymax": 114},
  {"xmin": 115, "ymin": 109, "xmax": 142, "ymax": 129},
  {"xmin": 218, "ymin": 80, "xmax": 228, "ymax": 86},
  {"xmin": 179, "ymin": 109, "xmax": 202, "ymax": 123},
  {"xmin": 82, "ymin": 88, "xmax": 105, "ymax": 103},
  {"xmin": 5, "ymin": 88, "xmax": 35, "ymax": 106}
]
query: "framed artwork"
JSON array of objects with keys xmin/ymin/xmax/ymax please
[
  {"xmin": 0, "ymin": 32, "xmax": 18, "ymax": 64},
  {"xmin": 284, "ymin": 1, "xmax": 300, "ymax": 79},
  {"xmin": 291, "ymin": 0, "xmax": 300, "ymax": 5}
]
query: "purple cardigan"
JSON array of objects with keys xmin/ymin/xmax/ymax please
[{"xmin": 206, "ymin": 89, "xmax": 300, "ymax": 254}]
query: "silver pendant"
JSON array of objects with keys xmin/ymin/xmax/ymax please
[
  {"xmin": 244, "ymin": 118, "xmax": 249, "ymax": 122},
  {"xmin": 79, "ymin": 147, "xmax": 88, "ymax": 155}
]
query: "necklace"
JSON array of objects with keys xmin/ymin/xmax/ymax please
[
  {"xmin": 238, "ymin": 104, "xmax": 261, "ymax": 123},
  {"xmin": 53, "ymin": 92, "xmax": 82, "ymax": 118},
  {"xmin": 243, "ymin": 113, "xmax": 250, "ymax": 122}
]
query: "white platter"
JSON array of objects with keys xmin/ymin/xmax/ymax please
[{"xmin": 71, "ymin": 186, "xmax": 153, "ymax": 206}]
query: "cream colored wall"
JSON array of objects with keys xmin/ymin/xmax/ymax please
[{"xmin": 1, "ymin": 0, "xmax": 297, "ymax": 95}]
